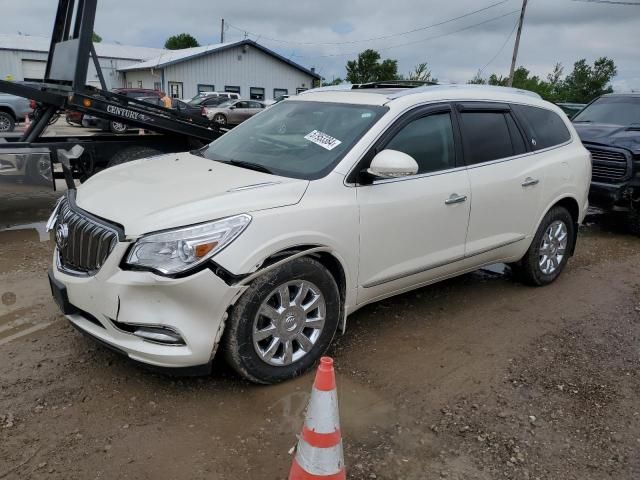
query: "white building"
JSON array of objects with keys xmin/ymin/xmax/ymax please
[
  {"xmin": 118, "ymin": 39, "xmax": 321, "ymax": 101},
  {"xmin": 0, "ymin": 33, "xmax": 164, "ymax": 90}
]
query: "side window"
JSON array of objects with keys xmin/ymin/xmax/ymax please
[
  {"xmin": 505, "ymin": 113, "xmax": 527, "ymax": 155},
  {"xmin": 512, "ymin": 104, "xmax": 571, "ymax": 150},
  {"xmin": 384, "ymin": 112, "xmax": 456, "ymax": 174},
  {"xmin": 235, "ymin": 101, "xmax": 248, "ymax": 108},
  {"xmin": 459, "ymin": 111, "xmax": 516, "ymax": 165}
]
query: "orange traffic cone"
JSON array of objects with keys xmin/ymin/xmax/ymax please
[{"xmin": 289, "ymin": 357, "xmax": 345, "ymax": 480}]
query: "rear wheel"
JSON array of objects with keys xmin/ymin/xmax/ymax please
[
  {"xmin": 223, "ymin": 257, "xmax": 341, "ymax": 384},
  {"xmin": 106, "ymin": 146, "xmax": 161, "ymax": 168},
  {"xmin": 513, "ymin": 206, "xmax": 575, "ymax": 286},
  {"xmin": 0, "ymin": 111, "xmax": 15, "ymax": 132},
  {"xmin": 213, "ymin": 113, "xmax": 227, "ymax": 126},
  {"xmin": 109, "ymin": 121, "xmax": 128, "ymax": 134}
]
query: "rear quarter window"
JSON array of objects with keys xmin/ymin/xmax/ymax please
[{"xmin": 512, "ymin": 104, "xmax": 571, "ymax": 150}]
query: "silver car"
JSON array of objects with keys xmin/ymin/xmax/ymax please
[{"xmin": 204, "ymin": 99, "xmax": 266, "ymax": 126}]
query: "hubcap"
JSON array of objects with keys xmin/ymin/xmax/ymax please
[
  {"xmin": 538, "ymin": 220, "xmax": 568, "ymax": 275},
  {"xmin": 252, "ymin": 280, "xmax": 326, "ymax": 366}
]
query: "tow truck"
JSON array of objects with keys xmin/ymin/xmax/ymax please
[{"xmin": 0, "ymin": 0, "xmax": 223, "ymax": 193}]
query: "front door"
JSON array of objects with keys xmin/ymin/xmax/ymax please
[
  {"xmin": 357, "ymin": 106, "xmax": 471, "ymax": 304},
  {"xmin": 168, "ymin": 81, "xmax": 183, "ymax": 99},
  {"xmin": 456, "ymin": 103, "xmax": 544, "ymax": 259}
]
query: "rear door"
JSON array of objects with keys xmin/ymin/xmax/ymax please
[{"xmin": 456, "ymin": 102, "xmax": 544, "ymax": 259}]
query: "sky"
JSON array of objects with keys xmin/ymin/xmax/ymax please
[{"xmin": 3, "ymin": 0, "xmax": 640, "ymax": 91}]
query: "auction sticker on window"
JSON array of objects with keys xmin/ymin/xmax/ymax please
[{"xmin": 304, "ymin": 130, "xmax": 342, "ymax": 151}]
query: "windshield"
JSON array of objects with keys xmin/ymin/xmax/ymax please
[
  {"xmin": 573, "ymin": 96, "xmax": 640, "ymax": 126},
  {"xmin": 201, "ymin": 100, "xmax": 388, "ymax": 180}
]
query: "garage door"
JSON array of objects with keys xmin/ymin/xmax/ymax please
[{"xmin": 21, "ymin": 60, "xmax": 46, "ymax": 81}]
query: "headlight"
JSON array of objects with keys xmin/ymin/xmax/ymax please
[{"xmin": 125, "ymin": 214, "xmax": 251, "ymax": 275}]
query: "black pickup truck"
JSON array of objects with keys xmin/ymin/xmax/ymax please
[{"xmin": 573, "ymin": 94, "xmax": 640, "ymax": 234}]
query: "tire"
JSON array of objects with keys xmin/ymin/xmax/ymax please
[
  {"xmin": 0, "ymin": 111, "xmax": 15, "ymax": 132},
  {"xmin": 26, "ymin": 154, "xmax": 53, "ymax": 186},
  {"xmin": 223, "ymin": 257, "xmax": 341, "ymax": 384},
  {"xmin": 212, "ymin": 113, "xmax": 227, "ymax": 126},
  {"xmin": 109, "ymin": 121, "xmax": 128, "ymax": 134},
  {"xmin": 628, "ymin": 206, "xmax": 640, "ymax": 236},
  {"xmin": 512, "ymin": 206, "xmax": 575, "ymax": 286},
  {"xmin": 106, "ymin": 146, "xmax": 162, "ymax": 168}
]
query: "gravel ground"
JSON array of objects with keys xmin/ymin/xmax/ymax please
[{"xmin": 1, "ymin": 195, "xmax": 639, "ymax": 479}]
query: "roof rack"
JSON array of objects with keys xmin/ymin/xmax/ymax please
[{"xmin": 352, "ymin": 80, "xmax": 438, "ymax": 89}]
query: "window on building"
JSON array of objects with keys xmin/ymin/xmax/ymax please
[
  {"xmin": 198, "ymin": 84, "xmax": 215, "ymax": 93},
  {"xmin": 137, "ymin": 80, "xmax": 143, "ymax": 88},
  {"xmin": 127, "ymin": 81, "xmax": 132, "ymax": 88},
  {"xmin": 154, "ymin": 81, "xmax": 161, "ymax": 91},
  {"xmin": 512, "ymin": 104, "xmax": 571, "ymax": 150},
  {"xmin": 250, "ymin": 87, "xmax": 265, "ymax": 101},
  {"xmin": 385, "ymin": 113, "xmax": 456, "ymax": 174},
  {"xmin": 459, "ymin": 111, "xmax": 520, "ymax": 165},
  {"xmin": 225, "ymin": 86, "xmax": 241, "ymax": 95},
  {"xmin": 273, "ymin": 88, "xmax": 288, "ymax": 100},
  {"xmin": 296, "ymin": 88, "xmax": 308, "ymax": 94}
]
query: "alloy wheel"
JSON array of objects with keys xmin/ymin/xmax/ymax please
[
  {"xmin": 538, "ymin": 220, "xmax": 568, "ymax": 275},
  {"xmin": 252, "ymin": 280, "xmax": 326, "ymax": 366},
  {"xmin": 0, "ymin": 116, "xmax": 11, "ymax": 132}
]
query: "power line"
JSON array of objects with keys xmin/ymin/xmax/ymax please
[
  {"xmin": 225, "ymin": 0, "xmax": 514, "ymax": 46},
  {"xmin": 571, "ymin": 0, "xmax": 640, "ymax": 5},
  {"xmin": 288, "ymin": 10, "xmax": 520, "ymax": 59},
  {"xmin": 478, "ymin": 18, "xmax": 520, "ymax": 75}
]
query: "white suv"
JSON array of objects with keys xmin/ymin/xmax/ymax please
[{"xmin": 48, "ymin": 84, "xmax": 591, "ymax": 383}]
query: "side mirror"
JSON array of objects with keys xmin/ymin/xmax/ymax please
[
  {"xmin": 229, "ymin": 105, "xmax": 236, "ymax": 110},
  {"xmin": 367, "ymin": 149, "xmax": 419, "ymax": 179}
]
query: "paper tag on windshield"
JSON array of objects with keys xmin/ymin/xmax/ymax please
[{"xmin": 304, "ymin": 130, "xmax": 342, "ymax": 151}]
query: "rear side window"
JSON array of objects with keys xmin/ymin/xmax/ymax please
[
  {"xmin": 512, "ymin": 104, "xmax": 571, "ymax": 150},
  {"xmin": 459, "ymin": 112, "xmax": 519, "ymax": 165},
  {"xmin": 385, "ymin": 113, "xmax": 456, "ymax": 174}
]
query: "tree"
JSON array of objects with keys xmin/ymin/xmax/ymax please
[
  {"xmin": 345, "ymin": 49, "xmax": 398, "ymax": 83},
  {"xmin": 561, "ymin": 57, "xmax": 617, "ymax": 104},
  {"xmin": 322, "ymin": 77, "xmax": 344, "ymax": 87},
  {"xmin": 407, "ymin": 62, "xmax": 436, "ymax": 83},
  {"xmin": 164, "ymin": 33, "xmax": 200, "ymax": 50},
  {"xmin": 468, "ymin": 71, "xmax": 486, "ymax": 85},
  {"xmin": 468, "ymin": 57, "xmax": 617, "ymax": 104},
  {"xmin": 92, "ymin": 32, "xmax": 102, "ymax": 43}
]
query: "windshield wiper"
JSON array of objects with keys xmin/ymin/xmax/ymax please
[
  {"xmin": 227, "ymin": 159, "xmax": 274, "ymax": 174},
  {"xmin": 573, "ymin": 120, "xmax": 593, "ymax": 123}
]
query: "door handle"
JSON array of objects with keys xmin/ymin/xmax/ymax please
[
  {"xmin": 445, "ymin": 193, "xmax": 468, "ymax": 205},
  {"xmin": 522, "ymin": 177, "xmax": 540, "ymax": 187}
]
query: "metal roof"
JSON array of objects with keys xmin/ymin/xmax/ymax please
[
  {"xmin": 0, "ymin": 33, "xmax": 165, "ymax": 61},
  {"xmin": 118, "ymin": 39, "xmax": 321, "ymax": 79}
]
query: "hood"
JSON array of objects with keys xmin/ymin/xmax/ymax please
[
  {"xmin": 574, "ymin": 122, "xmax": 640, "ymax": 154},
  {"xmin": 76, "ymin": 152, "xmax": 309, "ymax": 237}
]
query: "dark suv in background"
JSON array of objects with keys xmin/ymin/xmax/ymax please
[{"xmin": 573, "ymin": 94, "xmax": 640, "ymax": 234}]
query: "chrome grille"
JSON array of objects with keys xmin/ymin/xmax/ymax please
[
  {"xmin": 55, "ymin": 196, "xmax": 119, "ymax": 275},
  {"xmin": 586, "ymin": 146, "xmax": 629, "ymax": 182}
]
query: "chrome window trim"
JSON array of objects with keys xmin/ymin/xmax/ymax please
[{"xmin": 342, "ymin": 99, "xmax": 575, "ymax": 187}]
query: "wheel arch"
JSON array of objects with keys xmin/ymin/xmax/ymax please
[
  {"xmin": 0, "ymin": 106, "xmax": 17, "ymax": 119},
  {"xmin": 537, "ymin": 195, "xmax": 581, "ymax": 256},
  {"xmin": 240, "ymin": 245, "xmax": 349, "ymax": 332}
]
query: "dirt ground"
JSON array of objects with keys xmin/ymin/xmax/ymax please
[{"xmin": 1, "ymin": 190, "xmax": 639, "ymax": 480}]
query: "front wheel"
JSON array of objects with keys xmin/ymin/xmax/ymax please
[
  {"xmin": 0, "ymin": 111, "xmax": 15, "ymax": 132},
  {"xmin": 223, "ymin": 257, "xmax": 341, "ymax": 384},
  {"xmin": 512, "ymin": 206, "xmax": 575, "ymax": 286}
]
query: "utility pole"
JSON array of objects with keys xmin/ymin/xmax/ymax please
[
  {"xmin": 508, "ymin": 0, "xmax": 528, "ymax": 87},
  {"xmin": 220, "ymin": 18, "xmax": 225, "ymax": 43}
]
